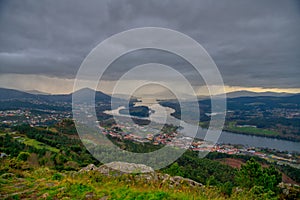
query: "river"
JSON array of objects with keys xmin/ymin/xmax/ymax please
[{"xmin": 105, "ymin": 100, "xmax": 300, "ymax": 153}]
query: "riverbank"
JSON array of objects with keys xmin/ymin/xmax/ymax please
[
  {"xmin": 199, "ymin": 121, "xmax": 300, "ymax": 143},
  {"xmin": 223, "ymin": 127, "xmax": 300, "ymax": 143},
  {"xmin": 106, "ymin": 102, "xmax": 300, "ymax": 153}
]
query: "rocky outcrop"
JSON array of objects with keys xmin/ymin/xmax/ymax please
[
  {"xmin": 278, "ymin": 182, "xmax": 300, "ymax": 199},
  {"xmin": 79, "ymin": 162, "xmax": 154, "ymax": 174},
  {"xmin": 79, "ymin": 164, "xmax": 98, "ymax": 172},
  {"xmin": 79, "ymin": 162, "xmax": 203, "ymax": 188}
]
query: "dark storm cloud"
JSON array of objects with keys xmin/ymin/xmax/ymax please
[{"xmin": 0, "ymin": 0, "xmax": 299, "ymax": 88}]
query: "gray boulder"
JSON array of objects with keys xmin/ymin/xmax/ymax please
[{"xmin": 79, "ymin": 162, "xmax": 203, "ymax": 188}]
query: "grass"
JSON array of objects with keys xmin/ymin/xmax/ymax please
[
  {"xmin": 199, "ymin": 121, "xmax": 279, "ymax": 137},
  {"xmin": 225, "ymin": 122, "xmax": 279, "ymax": 136},
  {"xmin": 21, "ymin": 137, "xmax": 60, "ymax": 153},
  {"xmin": 0, "ymin": 131, "xmax": 16, "ymax": 136},
  {"xmin": 1, "ymin": 156, "xmax": 295, "ymax": 200},
  {"xmin": 2, "ymin": 163, "xmax": 285, "ymax": 200},
  {"xmin": 0, "ymin": 166, "xmax": 263, "ymax": 200},
  {"xmin": 0, "ymin": 132, "xmax": 59, "ymax": 153}
]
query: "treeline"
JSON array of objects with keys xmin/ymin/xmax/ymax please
[
  {"xmin": 119, "ymin": 106, "xmax": 150, "ymax": 118},
  {"xmin": 206, "ymin": 151, "xmax": 300, "ymax": 184},
  {"xmin": 1, "ymin": 123, "xmax": 99, "ymax": 170},
  {"xmin": 236, "ymin": 117, "xmax": 300, "ymax": 131},
  {"xmin": 162, "ymin": 151, "xmax": 236, "ymax": 186},
  {"xmin": 162, "ymin": 151, "xmax": 284, "ymax": 198},
  {"xmin": 14, "ymin": 124, "xmax": 79, "ymax": 148},
  {"xmin": 0, "ymin": 99, "xmax": 70, "ymax": 111}
]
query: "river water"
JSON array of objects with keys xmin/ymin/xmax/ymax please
[{"xmin": 105, "ymin": 101, "xmax": 300, "ymax": 153}]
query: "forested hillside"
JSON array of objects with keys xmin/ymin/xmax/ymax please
[{"xmin": 1, "ymin": 121, "xmax": 299, "ymax": 199}]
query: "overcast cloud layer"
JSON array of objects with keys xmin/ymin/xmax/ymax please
[{"xmin": 0, "ymin": 0, "xmax": 299, "ymax": 90}]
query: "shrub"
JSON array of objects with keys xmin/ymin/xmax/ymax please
[
  {"xmin": 17, "ymin": 152, "xmax": 30, "ymax": 161},
  {"xmin": 235, "ymin": 158, "xmax": 281, "ymax": 195},
  {"xmin": 52, "ymin": 173, "xmax": 63, "ymax": 181}
]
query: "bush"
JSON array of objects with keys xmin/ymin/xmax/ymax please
[
  {"xmin": 235, "ymin": 158, "xmax": 281, "ymax": 195},
  {"xmin": 17, "ymin": 152, "xmax": 30, "ymax": 161},
  {"xmin": 52, "ymin": 173, "xmax": 63, "ymax": 181}
]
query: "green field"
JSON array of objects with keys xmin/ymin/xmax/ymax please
[
  {"xmin": 1, "ymin": 132, "xmax": 59, "ymax": 153},
  {"xmin": 226, "ymin": 122, "xmax": 279, "ymax": 136},
  {"xmin": 22, "ymin": 137, "xmax": 60, "ymax": 153},
  {"xmin": 199, "ymin": 121, "xmax": 280, "ymax": 137}
]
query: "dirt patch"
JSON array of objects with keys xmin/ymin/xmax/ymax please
[
  {"xmin": 282, "ymin": 174, "xmax": 298, "ymax": 185},
  {"xmin": 216, "ymin": 158, "xmax": 299, "ymax": 185},
  {"xmin": 217, "ymin": 158, "xmax": 244, "ymax": 169}
]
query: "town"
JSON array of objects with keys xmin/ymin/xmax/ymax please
[{"xmin": 100, "ymin": 123, "xmax": 300, "ymax": 168}]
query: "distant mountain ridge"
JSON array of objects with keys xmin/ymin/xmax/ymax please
[
  {"xmin": 26, "ymin": 90, "xmax": 50, "ymax": 95},
  {"xmin": 0, "ymin": 87, "xmax": 112, "ymax": 103},
  {"xmin": 222, "ymin": 90, "xmax": 293, "ymax": 98},
  {"xmin": 0, "ymin": 88, "xmax": 36, "ymax": 100},
  {"xmin": 0, "ymin": 87, "xmax": 298, "ymax": 102}
]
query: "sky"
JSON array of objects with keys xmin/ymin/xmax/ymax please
[{"xmin": 0, "ymin": 0, "xmax": 299, "ymax": 95}]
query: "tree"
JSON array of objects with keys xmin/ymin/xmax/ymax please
[
  {"xmin": 164, "ymin": 162, "xmax": 184, "ymax": 177},
  {"xmin": 17, "ymin": 152, "xmax": 30, "ymax": 161},
  {"xmin": 235, "ymin": 158, "xmax": 282, "ymax": 194}
]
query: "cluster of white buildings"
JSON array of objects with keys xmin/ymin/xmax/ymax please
[{"xmin": 0, "ymin": 109, "xmax": 71, "ymax": 126}]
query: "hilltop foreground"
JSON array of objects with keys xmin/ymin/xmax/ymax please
[
  {"xmin": 1, "ymin": 122, "xmax": 300, "ymax": 199},
  {"xmin": 1, "ymin": 160, "xmax": 299, "ymax": 200},
  {"xmin": 0, "ymin": 161, "xmax": 220, "ymax": 200}
]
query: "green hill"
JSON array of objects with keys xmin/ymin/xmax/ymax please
[{"xmin": 1, "ymin": 123, "xmax": 299, "ymax": 199}]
